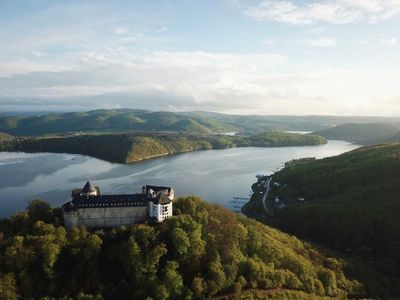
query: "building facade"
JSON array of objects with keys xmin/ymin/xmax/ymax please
[{"xmin": 62, "ymin": 182, "xmax": 174, "ymax": 229}]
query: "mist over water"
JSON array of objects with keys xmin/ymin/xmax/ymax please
[{"xmin": 0, "ymin": 140, "xmax": 359, "ymax": 217}]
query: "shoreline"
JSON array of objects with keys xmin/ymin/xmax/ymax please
[{"xmin": 0, "ymin": 142, "xmax": 330, "ymax": 165}]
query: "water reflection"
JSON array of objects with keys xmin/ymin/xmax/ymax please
[{"xmin": 0, "ymin": 141, "xmax": 359, "ymax": 217}]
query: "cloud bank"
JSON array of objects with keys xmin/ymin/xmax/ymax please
[
  {"xmin": 0, "ymin": 1, "xmax": 399, "ymax": 116},
  {"xmin": 1, "ymin": 50, "xmax": 400, "ymax": 115},
  {"xmin": 245, "ymin": 0, "xmax": 400, "ymax": 24}
]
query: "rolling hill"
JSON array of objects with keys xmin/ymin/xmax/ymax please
[
  {"xmin": 0, "ymin": 132, "xmax": 327, "ymax": 164},
  {"xmin": 0, "ymin": 132, "xmax": 12, "ymax": 142},
  {"xmin": 0, "ymin": 109, "xmax": 234, "ymax": 136},
  {"xmin": 243, "ymin": 143, "xmax": 400, "ymax": 295},
  {"xmin": 313, "ymin": 123, "xmax": 400, "ymax": 144},
  {"xmin": 1, "ymin": 109, "xmax": 400, "ymax": 136},
  {"xmin": 0, "ymin": 196, "xmax": 376, "ymax": 299}
]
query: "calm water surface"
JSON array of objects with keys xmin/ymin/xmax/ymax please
[{"xmin": 0, "ymin": 141, "xmax": 359, "ymax": 217}]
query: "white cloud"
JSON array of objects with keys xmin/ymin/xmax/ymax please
[
  {"xmin": 120, "ymin": 32, "xmax": 145, "ymax": 43},
  {"xmin": 353, "ymin": 40, "xmax": 370, "ymax": 45},
  {"xmin": 155, "ymin": 26, "xmax": 169, "ymax": 33},
  {"xmin": 113, "ymin": 26, "xmax": 129, "ymax": 35},
  {"xmin": 287, "ymin": 38, "xmax": 338, "ymax": 48},
  {"xmin": 262, "ymin": 39, "xmax": 276, "ymax": 45},
  {"xmin": 307, "ymin": 38, "xmax": 337, "ymax": 47},
  {"xmin": 245, "ymin": 0, "xmax": 400, "ymax": 25},
  {"xmin": 308, "ymin": 26, "xmax": 325, "ymax": 34},
  {"xmin": 0, "ymin": 60, "xmax": 73, "ymax": 78},
  {"xmin": 1, "ymin": 50, "xmax": 400, "ymax": 115},
  {"xmin": 381, "ymin": 38, "xmax": 397, "ymax": 44}
]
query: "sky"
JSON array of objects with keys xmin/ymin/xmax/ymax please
[{"xmin": 1, "ymin": 0, "xmax": 400, "ymax": 116}]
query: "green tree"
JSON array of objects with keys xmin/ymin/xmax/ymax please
[
  {"xmin": 206, "ymin": 257, "xmax": 226, "ymax": 296},
  {"xmin": 0, "ymin": 273, "xmax": 19, "ymax": 300},
  {"xmin": 162, "ymin": 261, "xmax": 184, "ymax": 299},
  {"xmin": 27, "ymin": 199, "xmax": 54, "ymax": 224}
]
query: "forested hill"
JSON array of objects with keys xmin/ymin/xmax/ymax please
[
  {"xmin": 0, "ymin": 132, "xmax": 327, "ymax": 164},
  {"xmin": 0, "ymin": 197, "xmax": 371, "ymax": 299},
  {"xmin": 0, "ymin": 110, "xmax": 234, "ymax": 136},
  {"xmin": 1, "ymin": 108, "xmax": 400, "ymax": 136},
  {"xmin": 313, "ymin": 123, "xmax": 400, "ymax": 144},
  {"xmin": 0, "ymin": 132, "xmax": 12, "ymax": 142},
  {"xmin": 256, "ymin": 143, "xmax": 400, "ymax": 294}
]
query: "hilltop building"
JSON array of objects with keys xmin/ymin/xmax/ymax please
[{"xmin": 62, "ymin": 181, "xmax": 174, "ymax": 228}]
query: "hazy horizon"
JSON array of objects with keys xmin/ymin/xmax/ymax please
[
  {"xmin": 1, "ymin": 107, "xmax": 400, "ymax": 119},
  {"xmin": 1, "ymin": 0, "xmax": 400, "ymax": 116}
]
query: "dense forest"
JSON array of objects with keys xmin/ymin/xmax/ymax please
[
  {"xmin": 242, "ymin": 143, "xmax": 400, "ymax": 297},
  {"xmin": 0, "ymin": 197, "xmax": 368, "ymax": 300},
  {"xmin": 0, "ymin": 132, "xmax": 327, "ymax": 164},
  {"xmin": 313, "ymin": 123, "xmax": 400, "ymax": 144},
  {"xmin": 2, "ymin": 109, "xmax": 400, "ymax": 136}
]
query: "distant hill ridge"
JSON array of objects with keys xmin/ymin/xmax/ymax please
[
  {"xmin": 313, "ymin": 123, "xmax": 400, "ymax": 144},
  {"xmin": 0, "ymin": 109, "xmax": 233, "ymax": 136},
  {"xmin": 1, "ymin": 108, "xmax": 400, "ymax": 136}
]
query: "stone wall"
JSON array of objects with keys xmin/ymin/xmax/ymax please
[{"xmin": 63, "ymin": 206, "xmax": 147, "ymax": 228}]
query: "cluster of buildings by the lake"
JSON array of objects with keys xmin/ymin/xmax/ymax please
[
  {"xmin": 62, "ymin": 181, "xmax": 174, "ymax": 229},
  {"xmin": 255, "ymin": 174, "xmax": 307, "ymax": 212}
]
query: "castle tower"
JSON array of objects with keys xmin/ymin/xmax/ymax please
[{"xmin": 80, "ymin": 181, "xmax": 98, "ymax": 197}]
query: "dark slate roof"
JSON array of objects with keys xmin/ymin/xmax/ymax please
[
  {"xmin": 82, "ymin": 181, "xmax": 96, "ymax": 193},
  {"xmin": 63, "ymin": 194, "xmax": 148, "ymax": 211},
  {"xmin": 152, "ymin": 193, "xmax": 171, "ymax": 205},
  {"xmin": 63, "ymin": 184, "xmax": 173, "ymax": 212},
  {"xmin": 144, "ymin": 185, "xmax": 172, "ymax": 193}
]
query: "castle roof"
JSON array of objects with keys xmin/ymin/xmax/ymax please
[
  {"xmin": 152, "ymin": 193, "xmax": 172, "ymax": 205},
  {"xmin": 63, "ymin": 184, "xmax": 173, "ymax": 213},
  {"xmin": 144, "ymin": 185, "xmax": 172, "ymax": 193},
  {"xmin": 64, "ymin": 193, "xmax": 148, "ymax": 211},
  {"xmin": 82, "ymin": 181, "xmax": 96, "ymax": 193}
]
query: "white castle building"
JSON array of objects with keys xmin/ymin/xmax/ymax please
[{"xmin": 62, "ymin": 181, "xmax": 174, "ymax": 229}]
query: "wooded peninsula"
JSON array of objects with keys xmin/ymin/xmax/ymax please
[{"xmin": 0, "ymin": 132, "xmax": 327, "ymax": 164}]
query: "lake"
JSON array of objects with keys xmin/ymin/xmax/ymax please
[{"xmin": 0, "ymin": 140, "xmax": 359, "ymax": 217}]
